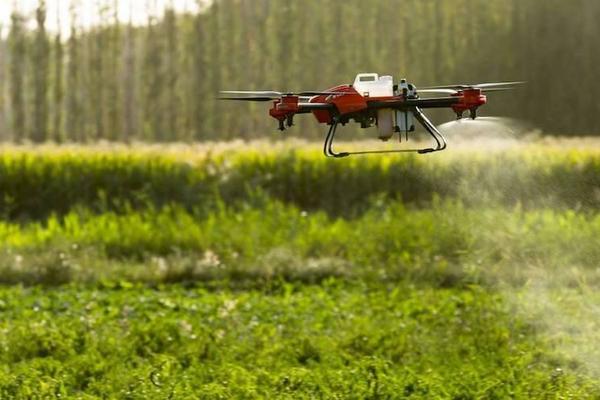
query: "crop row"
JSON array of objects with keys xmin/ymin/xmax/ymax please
[
  {"xmin": 1, "ymin": 200, "xmax": 599, "ymax": 286},
  {"xmin": 1, "ymin": 283, "xmax": 598, "ymax": 398},
  {"xmin": 1, "ymin": 145, "xmax": 600, "ymax": 220}
]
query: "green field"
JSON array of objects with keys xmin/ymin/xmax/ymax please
[{"xmin": 1, "ymin": 143, "xmax": 600, "ymax": 398}]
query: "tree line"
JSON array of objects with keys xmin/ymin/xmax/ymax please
[{"xmin": 1, "ymin": 0, "xmax": 599, "ymax": 142}]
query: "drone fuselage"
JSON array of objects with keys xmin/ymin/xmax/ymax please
[
  {"xmin": 270, "ymin": 74, "xmax": 487, "ymax": 139},
  {"xmin": 221, "ymin": 73, "xmax": 520, "ymax": 157}
]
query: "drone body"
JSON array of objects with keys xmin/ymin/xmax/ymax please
[{"xmin": 220, "ymin": 74, "xmax": 522, "ymax": 157}]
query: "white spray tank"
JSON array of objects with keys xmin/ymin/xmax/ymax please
[
  {"xmin": 352, "ymin": 73, "xmax": 396, "ymax": 141},
  {"xmin": 395, "ymin": 78, "xmax": 415, "ymax": 136},
  {"xmin": 375, "ymin": 76, "xmax": 394, "ymax": 140}
]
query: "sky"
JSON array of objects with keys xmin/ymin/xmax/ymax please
[{"xmin": 0, "ymin": 0, "xmax": 209, "ymax": 37}]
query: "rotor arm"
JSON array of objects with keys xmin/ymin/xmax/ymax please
[
  {"xmin": 367, "ymin": 97, "xmax": 460, "ymax": 110},
  {"xmin": 297, "ymin": 103, "xmax": 335, "ymax": 112},
  {"xmin": 405, "ymin": 97, "xmax": 461, "ymax": 109}
]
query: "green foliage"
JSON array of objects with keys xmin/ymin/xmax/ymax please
[
  {"xmin": 1, "ymin": 199, "xmax": 600, "ymax": 287},
  {"xmin": 0, "ymin": 144, "xmax": 599, "ymax": 396},
  {"xmin": 1, "ymin": 146, "xmax": 600, "ymax": 220},
  {"xmin": 0, "ymin": 284, "xmax": 597, "ymax": 398}
]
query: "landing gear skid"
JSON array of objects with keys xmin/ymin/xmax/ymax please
[
  {"xmin": 323, "ymin": 107, "xmax": 447, "ymax": 158},
  {"xmin": 412, "ymin": 107, "xmax": 447, "ymax": 154},
  {"xmin": 323, "ymin": 118, "xmax": 350, "ymax": 158}
]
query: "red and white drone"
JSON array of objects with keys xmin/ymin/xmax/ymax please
[{"xmin": 220, "ymin": 74, "xmax": 523, "ymax": 157}]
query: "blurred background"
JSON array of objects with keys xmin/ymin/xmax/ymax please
[{"xmin": 0, "ymin": 0, "xmax": 599, "ymax": 142}]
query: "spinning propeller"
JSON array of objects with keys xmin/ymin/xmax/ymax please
[
  {"xmin": 219, "ymin": 90, "xmax": 346, "ymax": 101},
  {"xmin": 418, "ymin": 81, "xmax": 525, "ymax": 95}
]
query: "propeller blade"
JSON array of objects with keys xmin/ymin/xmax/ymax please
[
  {"xmin": 420, "ymin": 87, "xmax": 513, "ymax": 94},
  {"xmin": 420, "ymin": 81, "xmax": 525, "ymax": 90},
  {"xmin": 218, "ymin": 96, "xmax": 274, "ymax": 102},
  {"xmin": 480, "ymin": 87, "xmax": 513, "ymax": 92},
  {"xmin": 474, "ymin": 81, "xmax": 526, "ymax": 89},
  {"xmin": 419, "ymin": 84, "xmax": 464, "ymax": 90},
  {"xmin": 220, "ymin": 90, "xmax": 283, "ymax": 97},
  {"xmin": 418, "ymin": 88, "xmax": 458, "ymax": 95},
  {"xmin": 296, "ymin": 91, "xmax": 346, "ymax": 96},
  {"xmin": 220, "ymin": 90, "xmax": 346, "ymax": 99}
]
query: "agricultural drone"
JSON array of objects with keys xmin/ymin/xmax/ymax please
[{"xmin": 220, "ymin": 74, "xmax": 523, "ymax": 157}]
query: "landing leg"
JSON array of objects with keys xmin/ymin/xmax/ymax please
[
  {"xmin": 323, "ymin": 119, "xmax": 350, "ymax": 158},
  {"xmin": 322, "ymin": 109, "xmax": 446, "ymax": 157},
  {"xmin": 412, "ymin": 107, "xmax": 447, "ymax": 154}
]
